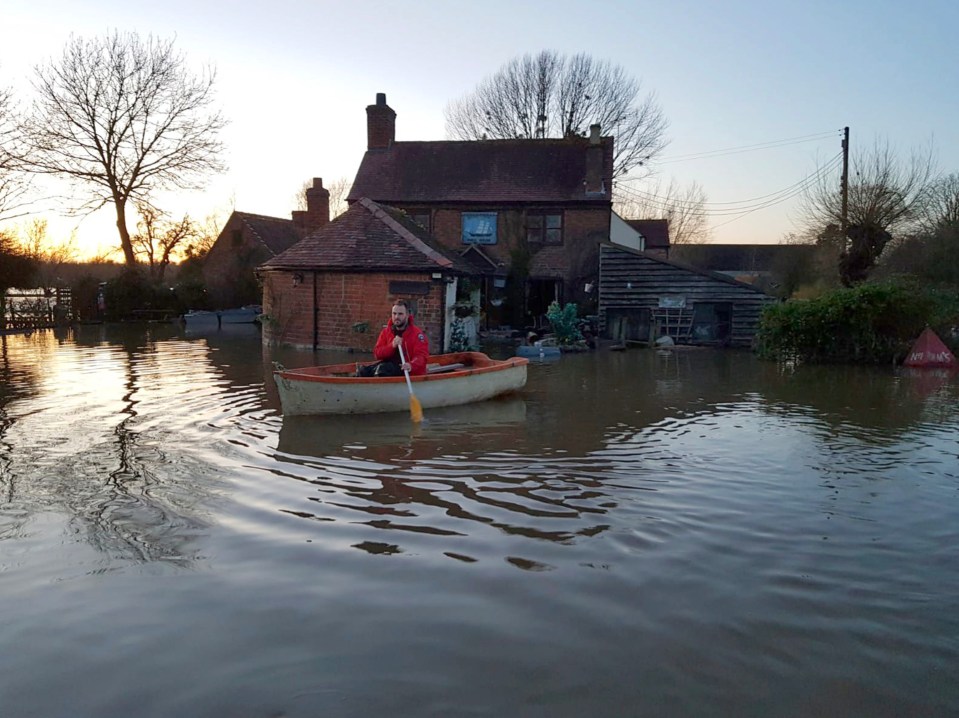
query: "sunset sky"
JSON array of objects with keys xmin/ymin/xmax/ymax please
[{"xmin": 3, "ymin": 0, "xmax": 958, "ymax": 259}]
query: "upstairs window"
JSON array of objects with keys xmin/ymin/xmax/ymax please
[
  {"xmin": 407, "ymin": 211, "xmax": 431, "ymax": 232},
  {"xmin": 527, "ymin": 212, "xmax": 563, "ymax": 244},
  {"xmin": 462, "ymin": 213, "xmax": 497, "ymax": 245}
]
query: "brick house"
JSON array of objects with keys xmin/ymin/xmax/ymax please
[
  {"xmin": 202, "ymin": 178, "xmax": 330, "ymax": 308},
  {"xmin": 610, "ymin": 214, "xmax": 671, "ymax": 259},
  {"xmin": 348, "ymin": 93, "xmax": 614, "ymax": 329},
  {"xmin": 625, "ymin": 219, "xmax": 671, "ymax": 259},
  {"xmin": 259, "ymin": 197, "xmax": 474, "ymax": 351}
]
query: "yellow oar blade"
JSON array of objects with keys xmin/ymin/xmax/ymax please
[
  {"xmin": 398, "ymin": 344, "xmax": 424, "ymax": 422},
  {"xmin": 409, "ymin": 394, "xmax": 423, "ymax": 423}
]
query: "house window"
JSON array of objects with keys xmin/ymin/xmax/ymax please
[
  {"xmin": 462, "ymin": 213, "xmax": 497, "ymax": 245},
  {"xmin": 526, "ymin": 212, "xmax": 563, "ymax": 244},
  {"xmin": 408, "ymin": 211, "xmax": 430, "ymax": 232}
]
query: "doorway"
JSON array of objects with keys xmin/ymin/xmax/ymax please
[
  {"xmin": 691, "ymin": 302, "xmax": 732, "ymax": 343},
  {"xmin": 527, "ymin": 279, "xmax": 562, "ymax": 330}
]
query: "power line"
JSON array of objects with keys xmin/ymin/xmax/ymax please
[
  {"xmin": 614, "ymin": 153, "xmax": 843, "ymax": 218},
  {"xmin": 711, "ymin": 158, "xmax": 844, "ymax": 229},
  {"xmin": 640, "ymin": 129, "xmax": 843, "ymax": 165},
  {"xmin": 615, "ymin": 152, "xmax": 842, "ymax": 208}
]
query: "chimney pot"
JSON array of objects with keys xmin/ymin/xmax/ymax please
[
  {"xmin": 293, "ymin": 178, "xmax": 330, "ymax": 237},
  {"xmin": 367, "ymin": 93, "xmax": 397, "ymax": 150},
  {"xmin": 585, "ymin": 128, "xmax": 605, "ymax": 195}
]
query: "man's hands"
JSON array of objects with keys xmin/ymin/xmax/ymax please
[{"xmin": 393, "ymin": 335, "xmax": 411, "ymax": 372}]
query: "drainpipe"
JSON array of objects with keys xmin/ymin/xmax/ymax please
[{"xmin": 312, "ymin": 271, "xmax": 318, "ymax": 351}]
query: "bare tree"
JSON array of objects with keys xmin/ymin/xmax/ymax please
[
  {"xmin": 18, "ymin": 32, "xmax": 227, "ymax": 267},
  {"xmin": 12, "ymin": 218, "xmax": 79, "ymax": 287},
  {"xmin": 920, "ymin": 172, "xmax": 959, "ymax": 233},
  {"xmin": 327, "ymin": 177, "xmax": 351, "ymax": 219},
  {"xmin": 181, "ymin": 210, "xmax": 222, "ymax": 260},
  {"xmin": 0, "ymin": 79, "xmax": 32, "ymax": 222},
  {"xmin": 292, "ymin": 180, "xmax": 310, "ymax": 212},
  {"xmin": 800, "ymin": 139, "xmax": 936, "ymax": 285},
  {"xmin": 130, "ymin": 204, "xmax": 196, "ymax": 282},
  {"xmin": 445, "ymin": 51, "xmax": 668, "ymax": 179},
  {"xmin": 614, "ymin": 178, "xmax": 711, "ymax": 244}
]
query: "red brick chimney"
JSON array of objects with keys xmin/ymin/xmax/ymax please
[
  {"xmin": 585, "ymin": 124, "xmax": 606, "ymax": 195},
  {"xmin": 366, "ymin": 92, "xmax": 396, "ymax": 150},
  {"xmin": 291, "ymin": 177, "xmax": 330, "ymax": 237}
]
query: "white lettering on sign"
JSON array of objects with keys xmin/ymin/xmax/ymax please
[{"xmin": 909, "ymin": 350, "xmax": 954, "ymax": 364}]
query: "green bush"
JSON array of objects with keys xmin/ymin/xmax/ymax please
[
  {"xmin": 546, "ymin": 301, "xmax": 583, "ymax": 345},
  {"xmin": 757, "ymin": 278, "xmax": 959, "ymax": 364}
]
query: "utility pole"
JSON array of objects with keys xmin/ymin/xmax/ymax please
[{"xmin": 840, "ymin": 126, "xmax": 850, "ymax": 234}]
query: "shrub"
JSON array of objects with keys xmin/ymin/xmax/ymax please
[
  {"xmin": 546, "ymin": 301, "xmax": 583, "ymax": 345},
  {"xmin": 757, "ymin": 278, "xmax": 959, "ymax": 364}
]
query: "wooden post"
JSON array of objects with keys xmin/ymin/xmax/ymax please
[{"xmin": 840, "ymin": 126, "xmax": 850, "ymax": 234}]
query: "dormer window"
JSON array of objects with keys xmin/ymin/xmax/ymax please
[
  {"xmin": 526, "ymin": 212, "xmax": 563, "ymax": 244},
  {"xmin": 462, "ymin": 213, "xmax": 497, "ymax": 245},
  {"xmin": 408, "ymin": 211, "xmax": 431, "ymax": 232}
]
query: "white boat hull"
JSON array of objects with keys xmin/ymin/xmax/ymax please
[{"xmin": 273, "ymin": 352, "xmax": 528, "ymax": 416}]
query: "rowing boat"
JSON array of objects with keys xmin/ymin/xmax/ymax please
[{"xmin": 272, "ymin": 351, "xmax": 528, "ymax": 416}]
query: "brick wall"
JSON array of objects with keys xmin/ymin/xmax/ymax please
[
  {"xmin": 262, "ymin": 269, "xmax": 447, "ymax": 352},
  {"xmin": 416, "ymin": 204, "xmax": 610, "ymax": 305},
  {"xmin": 366, "ymin": 94, "xmax": 396, "ymax": 150},
  {"xmin": 203, "ymin": 215, "xmax": 268, "ymax": 308}
]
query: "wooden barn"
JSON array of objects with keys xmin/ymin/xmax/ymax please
[{"xmin": 598, "ymin": 243, "xmax": 777, "ymax": 348}]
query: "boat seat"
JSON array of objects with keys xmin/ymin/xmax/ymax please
[{"xmin": 427, "ymin": 362, "xmax": 466, "ymax": 374}]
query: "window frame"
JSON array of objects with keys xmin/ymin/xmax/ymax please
[
  {"xmin": 526, "ymin": 211, "xmax": 564, "ymax": 245},
  {"xmin": 407, "ymin": 211, "xmax": 431, "ymax": 232}
]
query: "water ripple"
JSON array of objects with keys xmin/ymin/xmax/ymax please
[{"xmin": 3, "ymin": 328, "xmax": 959, "ymax": 716}]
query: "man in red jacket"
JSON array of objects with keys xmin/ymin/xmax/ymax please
[{"xmin": 358, "ymin": 299, "xmax": 429, "ymax": 377}]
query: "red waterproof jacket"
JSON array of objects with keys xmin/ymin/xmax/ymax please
[{"xmin": 373, "ymin": 318, "xmax": 430, "ymax": 376}]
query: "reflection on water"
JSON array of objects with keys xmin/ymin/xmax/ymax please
[{"xmin": 1, "ymin": 326, "xmax": 958, "ymax": 717}]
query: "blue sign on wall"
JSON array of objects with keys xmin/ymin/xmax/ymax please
[{"xmin": 462, "ymin": 213, "xmax": 497, "ymax": 245}]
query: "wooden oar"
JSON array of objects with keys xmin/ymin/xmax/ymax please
[{"xmin": 397, "ymin": 344, "xmax": 423, "ymax": 423}]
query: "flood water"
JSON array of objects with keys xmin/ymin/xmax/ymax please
[{"xmin": 1, "ymin": 324, "xmax": 958, "ymax": 717}]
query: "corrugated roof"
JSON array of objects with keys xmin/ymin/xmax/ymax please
[
  {"xmin": 348, "ymin": 137, "xmax": 614, "ymax": 204},
  {"xmin": 262, "ymin": 198, "xmax": 474, "ymax": 273}
]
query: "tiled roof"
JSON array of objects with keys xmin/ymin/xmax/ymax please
[
  {"xmin": 348, "ymin": 138, "xmax": 614, "ymax": 204},
  {"xmin": 459, "ymin": 245, "xmax": 506, "ymax": 276},
  {"xmin": 262, "ymin": 198, "xmax": 474, "ymax": 274},
  {"xmin": 235, "ymin": 212, "xmax": 300, "ymax": 255},
  {"xmin": 624, "ymin": 218, "xmax": 670, "ymax": 249}
]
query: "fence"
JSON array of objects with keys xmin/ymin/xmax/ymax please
[{"xmin": 1, "ymin": 288, "xmax": 73, "ymax": 332}]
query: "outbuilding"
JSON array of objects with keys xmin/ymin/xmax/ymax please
[
  {"xmin": 259, "ymin": 198, "xmax": 474, "ymax": 352},
  {"xmin": 598, "ymin": 243, "xmax": 777, "ymax": 347}
]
